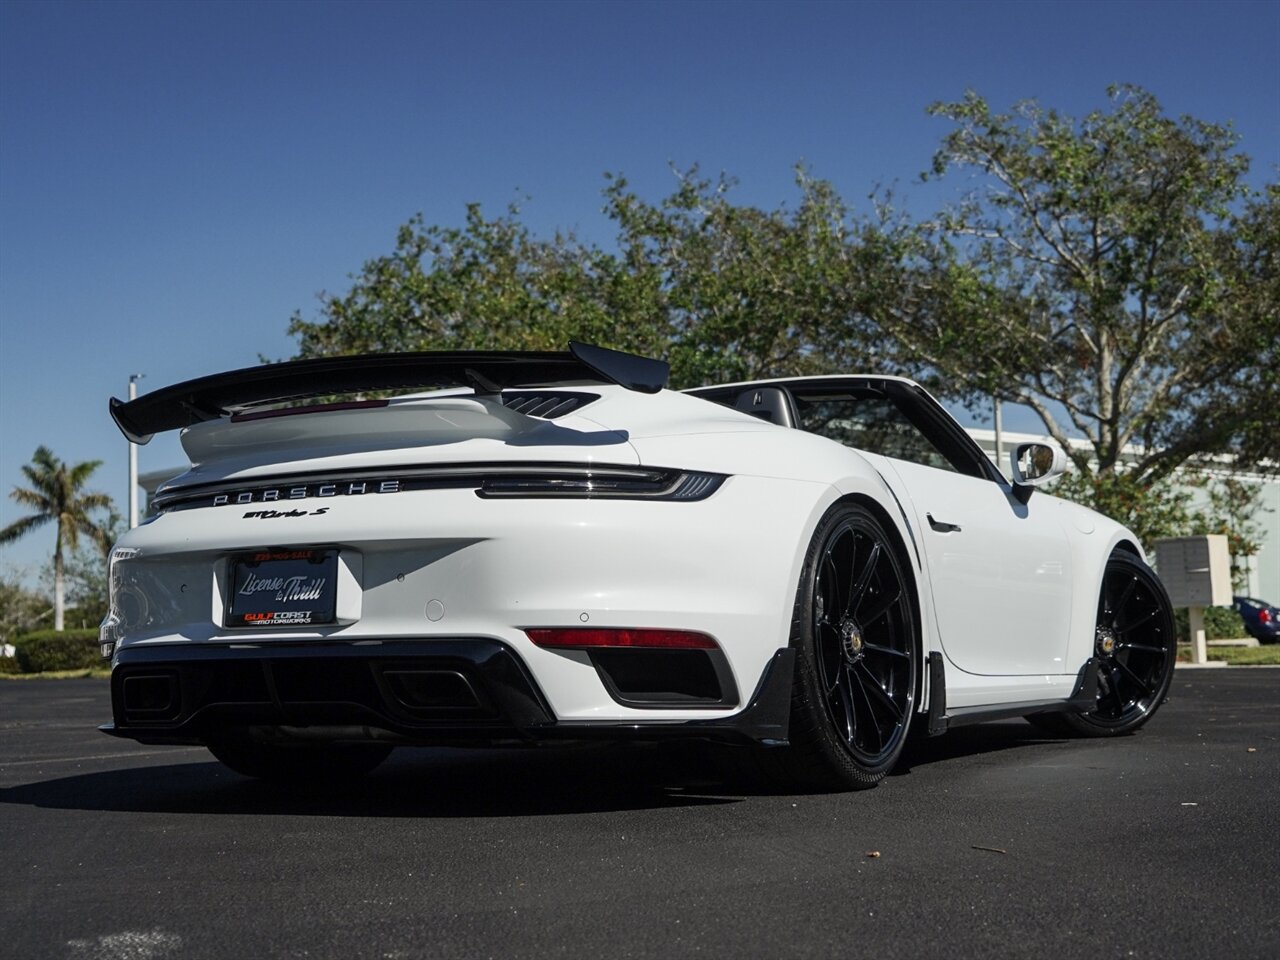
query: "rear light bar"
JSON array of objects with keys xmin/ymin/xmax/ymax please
[
  {"xmin": 478, "ymin": 468, "xmax": 723, "ymax": 501},
  {"xmin": 525, "ymin": 628, "xmax": 719, "ymax": 650},
  {"xmin": 151, "ymin": 463, "xmax": 727, "ymax": 513}
]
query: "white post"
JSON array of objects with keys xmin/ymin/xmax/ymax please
[
  {"xmin": 1188, "ymin": 606, "xmax": 1208, "ymax": 665},
  {"xmin": 127, "ymin": 374, "xmax": 143, "ymax": 528}
]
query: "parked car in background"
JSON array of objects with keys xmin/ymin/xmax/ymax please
[{"xmin": 1234, "ymin": 596, "xmax": 1280, "ymax": 644}]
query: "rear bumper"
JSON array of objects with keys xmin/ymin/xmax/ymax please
[
  {"xmin": 102, "ymin": 640, "xmax": 794, "ymax": 747},
  {"xmin": 105, "ymin": 475, "xmax": 826, "ymax": 723}
]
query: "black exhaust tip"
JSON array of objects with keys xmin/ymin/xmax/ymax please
[
  {"xmin": 121, "ymin": 672, "xmax": 180, "ymax": 720},
  {"xmin": 381, "ymin": 669, "xmax": 487, "ymax": 714}
]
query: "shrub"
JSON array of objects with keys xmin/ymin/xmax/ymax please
[
  {"xmin": 1174, "ymin": 606, "xmax": 1249, "ymax": 643},
  {"xmin": 13, "ymin": 629, "xmax": 101, "ymax": 673},
  {"xmin": 0, "ymin": 656, "xmax": 21, "ymax": 674}
]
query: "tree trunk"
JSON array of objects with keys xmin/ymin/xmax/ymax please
[{"xmin": 54, "ymin": 534, "xmax": 64, "ymax": 632}]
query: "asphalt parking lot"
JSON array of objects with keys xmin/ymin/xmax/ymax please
[{"xmin": 1, "ymin": 670, "xmax": 1277, "ymax": 960}]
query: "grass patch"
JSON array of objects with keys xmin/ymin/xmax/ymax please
[
  {"xmin": 0, "ymin": 667, "xmax": 111, "ymax": 680},
  {"xmin": 1177, "ymin": 645, "xmax": 1280, "ymax": 665}
]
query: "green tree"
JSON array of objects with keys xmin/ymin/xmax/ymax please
[
  {"xmin": 287, "ymin": 200, "xmax": 672, "ymax": 364},
  {"xmin": 0, "ymin": 568, "xmax": 50, "ymax": 642},
  {"xmin": 601, "ymin": 167, "xmax": 897, "ymax": 386},
  {"xmin": 286, "ymin": 169, "xmax": 898, "ymax": 389},
  {"xmin": 1192, "ymin": 475, "xmax": 1272, "ymax": 591},
  {"xmin": 0, "ymin": 447, "xmax": 113, "ymax": 631},
  {"xmin": 1206, "ymin": 184, "xmax": 1280, "ymax": 471},
  {"xmin": 890, "ymin": 86, "xmax": 1277, "ymax": 496}
]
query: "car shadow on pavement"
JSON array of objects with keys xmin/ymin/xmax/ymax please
[
  {"xmin": 0, "ymin": 742, "xmax": 744, "ymax": 819},
  {"xmin": 891, "ymin": 719, "xmax": 1080, "ymax": 777},
  {"xmin": 0, "ymin": 721, "xmax": 1077, "ymax": 817}
]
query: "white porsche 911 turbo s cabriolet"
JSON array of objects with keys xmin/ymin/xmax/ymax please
[{"xmin": 100, "ymin": 343, "xmax": 1176, "ymax": 790}]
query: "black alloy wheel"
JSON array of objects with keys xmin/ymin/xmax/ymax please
[
  {"xmin": 768, "ymin": 502, "xmax": 917, "ymax": 790},
  {"xmin": 1030, "ymin": 551, "xmax": 1175, "ymax": 737}
]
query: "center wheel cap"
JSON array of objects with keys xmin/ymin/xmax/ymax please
[
  {"xmin": 1096, "ymin": 625, "xmax": 1118, "ymax": 657},
  {"xmin": 841, "ymin": 620, "xmax": 864, "ymax": 661}
]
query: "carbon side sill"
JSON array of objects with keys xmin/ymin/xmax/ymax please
[{"xmin": 932, "ymin": 657, "xmax": 1101, "ymax": 731}]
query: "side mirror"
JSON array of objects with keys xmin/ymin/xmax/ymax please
[{"xmin": 1010, "ymin": 442, "xmax": 1067, "ymax": 504}]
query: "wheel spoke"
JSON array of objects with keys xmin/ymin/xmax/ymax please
[
  {"xmin": 855, "ymin": 661, "xmax": 904, "ymax": 722},
  {"xmin": 841, "ymin": 534, "xmax": 859, "ymax": 616},
  {"xmin": 1115, "ymin": 606, "xmax": 1159, "ymax": 633},
  {"xmin": 863, "ymin": 641, "xmax": 909, "ymax": 660},
  {"xmin": 857, "ymin": 586, "xmax": 901, "ymax": 627},
  {"xmin": 1116, "ymin": 641, "xmax": 1165, "ymax": 655},
  {"xmin": 835, "ymin": 668, "xmax": 857, "ymax": 743},
  {"xmin": 849, "ymin": 667, "xmax": 883, "ymax": 752},
  {"xmin": 1112, "ymin": 657, "xmax": 1155, "ymax": 700},
  {"xmin": 820, "ymin": 662, "xmax": 840, "ymax": 697},
  {"xmin": 821, "ymin": 552, "xmax": 843, "ymax": 617},
  {"xmin": 816, "ymin": 624, "xmax": 841, "ymax": 695},
  {"xmin": 847, "ymin": 542, "xmax": 881, "ymax": 618},
  {"xmin": 1109, "ymin": 575, "xmax": 1139, "ymax": 626},
  {"xmin": 1099, "ymin": 661, "xmax": 1126, "ymax": 711}
]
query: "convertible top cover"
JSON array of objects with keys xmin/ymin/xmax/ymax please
[{"xmin": 109, "ymin": 341, "xmax": 669, "ymax": 443}]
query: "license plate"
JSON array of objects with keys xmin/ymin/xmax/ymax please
[{"xmin": 226, "ymin": 548, "xmax": 338, "ymax": 628}]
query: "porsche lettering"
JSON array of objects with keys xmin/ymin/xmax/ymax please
[{"xmin": 211, "ymin": 480, "xmax": 400, "ymax": 506}]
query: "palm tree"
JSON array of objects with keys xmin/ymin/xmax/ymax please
[{"xmin": 0, "ymin": 447, "xmax": 113, "ymax": 630}]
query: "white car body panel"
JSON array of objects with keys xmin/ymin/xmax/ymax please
[{"xmin": 877, "ymin": 457, "xmax": 1075, "ymax": 676}]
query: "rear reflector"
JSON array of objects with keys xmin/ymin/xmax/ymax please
[{"xmin": 525, "ymin": 628, "xmax": 718, "ymax": 650}]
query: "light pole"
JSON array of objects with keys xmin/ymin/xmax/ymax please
[{"xmin": 127, "ymin": 373, "xmax": 144, "ymax": 528}]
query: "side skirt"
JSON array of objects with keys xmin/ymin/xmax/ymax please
[{"xmin": 927, "ymin": 656, "xmax": 1100, "ymax": 733}]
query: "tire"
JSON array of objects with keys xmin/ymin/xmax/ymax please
[
  {"xmin": 764, "ymin": 502, "xmax": 918, "ymax": 791},
  {"xmin": 208, "ymin": 737, "xmax": 392, "ymax": 781},
  {"xmin": 1031, "ymin": 551, "xmax": 1176, "ymax": 737}
]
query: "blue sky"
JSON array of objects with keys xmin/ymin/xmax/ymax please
[{"xmin": 2, "ymin": 0, "xmax": 1278, "ymax": 579}]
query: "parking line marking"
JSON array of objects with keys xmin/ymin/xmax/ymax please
[{"xmin": 1, "ymin": 748, "xmax": 206, "ymax": 768}]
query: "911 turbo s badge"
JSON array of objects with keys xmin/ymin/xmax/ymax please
[{"xmin": 242, "ymin": 507, "xmax": 330, "ymax": 519}]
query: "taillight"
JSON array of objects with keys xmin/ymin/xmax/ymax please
[
  {"xmin": 479, "ymin": 468, "xmax": 724, "ymax": 501},
  {"xmin": 1260, "ymin": 609, "xmax": 1273, "ymax": 624},
  {"xmin": 526, "ymin": 628, "xmax": 718, "ymax": 650}
]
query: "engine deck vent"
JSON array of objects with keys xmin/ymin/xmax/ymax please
[{"xmin": 500, "ymin": 391, "xmax": 598, "ymax": 419}]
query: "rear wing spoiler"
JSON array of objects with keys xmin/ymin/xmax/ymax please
[{"xmin": 109, "ymin": 341, "xmax": 669, "ymax": 444}]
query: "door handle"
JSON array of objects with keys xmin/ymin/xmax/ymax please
[{"xmin": 927, "ymin": 513, "xmax": 962, "ymax": 533}]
